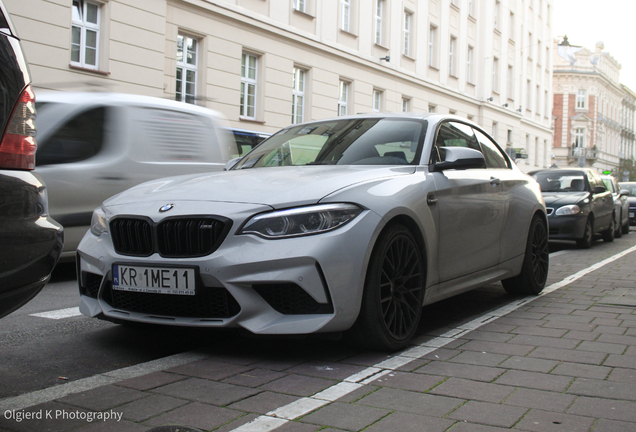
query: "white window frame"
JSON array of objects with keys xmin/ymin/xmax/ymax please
[
  {"xmin": 176, "ymin": 34, "xmax": 198, "ymax": 104},
  {"xmin": 576, "ymin": 89, "xmax": 586, "ymax": 109},
  {"xmin": 240, "ymin": 53, "xmax": 258, "ymax": 119},
  {"xmin": 494, "ymin": 0, "xmax": 500, "ymax": 30},
  {"xmin": 492, "ymin": 57, "xmax": 499, "ymax": 92},
  {"xmin": 373, "ymin": 90, "xmax": 382, "ymax": 112},
  {"xmin": 338, "ymin": 81, "xmax": 349, "ymax": 116},
  {"xmin": 341, "ymin": 0, "xmax": 351, "ymax": 32},
  {"xmin": 402, "ymin": 97, "xmax": 411, "ymax": 112},
  {"xmin": 507, "ymin": 65, "xmax": 513, "ymax": 99},
  {"xmin": 375, "ymin": 0, "xmax": 383, "ymax": 45},
  {"xmin": 467, "ymin": 46, "xmax": 473, "ymax": 84},
  {"xmin": 294, "ymin": 0, "xmax": 306, "ymax": 13},
  {"xmin": 403, "ymin": 11, "xmax": 411, "ymax": 56},
  {"xmin": 449, "ymin": 36, "xmax": 457, "ymax": 76},
  {"xmin": 71, "ymin": 0, "xmax": 101, "ymax": 70},
  {"xmin": 429, "ymin": 25, "xmax": 437, "ymax": 67},
  {"xmin": 292, "ymin": 67, "xmax": 305, "ymax": 124},
  {"xmin": 468, "ymin": 0, "xmax": 474, "ymax": 16}
]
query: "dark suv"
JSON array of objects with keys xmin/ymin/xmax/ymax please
[{"xmin": 0, "ymin": 1, "xmax": 63, "ymax": 318}]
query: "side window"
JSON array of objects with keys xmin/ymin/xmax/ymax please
[
  {"xmin": 474, "ymin": 129, "xmax": 509, "ymax": 169},
  {"xmin": 430, "ymin": 121, "xmax": 481, "ymax": 164},
  {"xmin": 587, "ymin": 171, "xmax": 600, "ymax": 191},
  {"xmin": 36, "ymin": 107, "xmax": 106, "ymax": 166}
]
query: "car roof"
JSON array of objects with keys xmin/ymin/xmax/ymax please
[{"xmin": 35, "ymin": 91, "xmax": 227, "ymax": 119}]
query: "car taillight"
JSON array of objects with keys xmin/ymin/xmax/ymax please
[{"xmin": 0, "ymin": 85, "xmax": 37, "ymax": 170}]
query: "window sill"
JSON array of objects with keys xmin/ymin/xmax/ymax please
[
  {"xmin": 292, "ymin": 8, "xmax": 315, "ymax": 19},
  {"xmin": 240, "ymin": 117, "xmax": 266, "ymax": 124},
  {"xmin": 70, "ymin": 64, "xmax": 110, "ymax": 75},
  {"xmin": 339, "ymin": 29, "xmax": 358, "ymax": 38},
  {"xmin": 402, "ymin": 54, "xmax": 416, "ymax": 61}
]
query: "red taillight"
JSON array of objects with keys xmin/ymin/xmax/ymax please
[{"xmin": 0, "ymin": 85, "xmax": 37, "ymax": 170}]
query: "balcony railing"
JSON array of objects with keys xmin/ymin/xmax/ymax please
[{"xmin": 569, "ymin": 147, "xmax": 597, "ymax": 159}]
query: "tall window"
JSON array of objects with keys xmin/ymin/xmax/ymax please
[
  {"xmin": 576, "ymin": 89, "xmax": 586, "ymax": 109},
  {"xmin": 492, "ymin": 122, "xmax": 498, "ymax": 140},
  {"xmin": 402, "ymin": 97, "xmax": 410, "ymax": 112},
  {"xmin": 403, "ymin": 12, "xmax": 411, "ymax": 56},
  {"xmin": 373, "ymin": 90, "xmax": 382, "ymax": 112},
  {"xmin": 526, "ymin": 79, "xmax": 531, "ymax": 111},
  {"xmin": 294, "ymin": 0, "xmax": 306, "ymax": 13},
  {"xmin": 449, "ymin": 36, "xmax": 457, "ymax": 76},
  {"xmin": 494, "ymin": 0, "xmax": 500, "ymax": 30},
  {"xmin": 509, "ymin": 12, "xmax": 514, "ymax": 39},
  {"xmin": 375, "ymin": 0, "xmax": 383, "ymax": 45},
  {"xmin": 492, "ymin": 57, "xmax": 499, "ymax": 92},
  {"xmin": 240, "ymin": 53, "xmax": 258, "ymax": 119},
  {"xmin": 429, "ymin": 25, "xmax": 437, "ymax": 67},
  {"xmin": 468, "ymin": 0, "xmax": 474, "ymax": 16},
  {"xmin": 341, "ymin": 0, "xmax": 350, "ymax": 32},
  {"xmin": 176, "ymin": 35, "xmax": 198, "ymax": 104},
  {"xmin": 467, "ymin": 46, "xmax": 473, "ymax": 83},
  {"xmin": 575, "ymin": 128, "xmax": 584, "ymax": 147},
  {"xmin": 338, "ymin": 81, "xmax": 349, "ymax": 116},
  {"xmin": 292, "ymin": 68, "xmax": 305, "ymax": 124},
  {"xmin": 71, "ymin": 0, "xmax": 100, "ymax": 69},
  {"xmin": 507, "ymin": 65, "xmax": 513, "ymax": 98}
]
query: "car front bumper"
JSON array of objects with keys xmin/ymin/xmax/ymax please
[
  {"xmin": 546, "ymin": 213, "xmax": 588, "ymax": 240},
  {"xmin": 76, "ymin": 201, "xmax": 382, "ymax": 335}
]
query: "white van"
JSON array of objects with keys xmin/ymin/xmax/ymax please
[{"xmin": 35, "ymin": 92, "xmax": 236, "ymax": 261}]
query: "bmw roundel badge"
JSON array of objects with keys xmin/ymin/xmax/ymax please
[{"xmin": 159, "ymin": 204, "xmax": 174, "ymax": 213}]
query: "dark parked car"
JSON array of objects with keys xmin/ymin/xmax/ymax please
[
  {"xmin": 618, "ymin": 181, "xmax": 636, "ymax": 227},
  {"xmin": 530, "ymin": 168, "xmax": 615, "ymax": 248},
  {"xmin": 0, "ymin": 0, "xmax": 63, "ymax": 318},
  {"xmin": 601, "ymin": 175, "xmax": 630, "ymax": 237}
]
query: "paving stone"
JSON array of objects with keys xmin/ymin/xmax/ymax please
[
  {"xmin": 567, "ymin": 378, "xmax": 636, "ymax": 401},
  {"xmin": 459, "ymin": 330, "xmax": 515, "ymax": 343},
  {"xmin": 480, "ymin": 322, "xmax": 519, "ymax": 333},
  {"xmin": 458, "ymin": 340, "xmax": 535, "ymax": 356},
  {"xmin": 420, "ymin": 348, "xmax": 462, "ymax": 361},
  {"xmin": 142, "ymin": 401, "xmax": 243, "ymax": 429},
  {"xmin": 152, "ymin": 377, "xmax": 260, "ymax": 406},
  {"xmin": 227, "ymin": 391, "xmax": 301, "ymax": 414},
  {"xmin": 334, "ymin": 384, "xmax": 379, "ymax": 403},
  {"xmin": 505, "ymin": 310, "xmax": 549, "ymax": 320},
  {"xmin": 286, "ymin": 361, "xmax": 366, "ymax": 380},
  {"xmin": 508, "ymin": 334, "xmax": 581, "ymax": 349},
  {"xmin": 119, "ymin": 394, "xmax": 188, "ymax": 422},
  {"xmin": 73, "ymin": 420, "xmax": 149, "ymax": 432},
  {"xmin": 222, "ymin": 368, "xmax": 288, "ymax": 387},
  {"xmin": 502, "ymin": 388, "xmax": 576, "ymax": 412},
  {"xmin": 259, "ymin": 374, "xmax": 336, "ymax": 396},
  {"xmin": 115, "ymin": 371, "xmax": 186, "ymax": 391},
  {"xmin": 494, "ymin": 370, "xmax": 573, "ymax": 392},
  {"xmin": 357, "ymin": 387, "xmax": 464, "ymax": 417},
  {"xmin": 607, "ymin": 367, "xmax": 636, "ymax": 384},
  {"xmin": 364, "ymin": 411, "xmax": 453, "ymax": 432},
  {"xmin": 414, "ymin": 360, "xmax": 505, "ymax": 382},
  {"xmin": 597, "ymin": 333, "xmax": 636, "ymax": 346},
  {"xmin": 603, "ymin": 353, "xmax": 636, "ymax": 369},
  {"xmin": 598, "ymin": 325, "xmax": 628, "ymax": 335},
  {"xmin": 493, "ymin": 317, "xmax": 546, "ymax": 327},
  {"xmin": 298, "ymin": 401, "xmax": 390, "ymax": 431},
  {"xmin": 341, "ymin": 351, "xmax": 397, "ymax": 367},
  {"xmin": 446, "ymin": 400, "xmax": 527, "ymax": 428},
  {"xmin": 550, "ymin": 362, "xmax": 612, "ymax": 380},
  {"xmin": 568, "ymin": 396, "xmax": 636, "ymax": 422},
  {"xmin": 444, "ymin": 423, "xmax": 511, "ymax": 432},
  {"xmin": 528, "ymin": 346, "xmax": 608, "ymax": 365},
  {"xmin": 514, "ymin": 409, "xmax": 595, "ymax": 432},
  {"xmin": 369, "ymin": 370, "xmax": 444, "ymax": 392},
  {"xmin": 592, "ymin": 418, "xmax": 636, "ymax": 432},
  {"xmin": 562, "ymin": 330, "xmax": 601, "ymax": 341},
  {"xmin": 0, "ymin": 401, "xmax": 94, "ymax": 432},
  {"xmin": 56, "ymin": 385, "xmax": 147, "ymax": 411},
  {"xmin": 498, "ymin": 356, "xmax": 559, "ymax": 373},
  {"xmin": 447, "ymin": 350, "xmax": 509, "ymax": 367},
  {"xmin": 428, "ymin": 378, "xmax": 514, "ymax": 403},
  {"xmin": 510, "ymin": 326, "xmax": 568, "ymax": 338},
  {"xmin": 164, "ymin": 359, "xmax": 253, "ymax": 381},
  {"xmin": 541, "ymin": 321, "xmax": 596, "ymax": 331}
]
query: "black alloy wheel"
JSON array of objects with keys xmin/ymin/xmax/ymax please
[
  {"xmin": 502, "ymin": 216, "xmax": 549, "ymax": 295},
  {"xmin": 602, "ymin": 215, "xmax": 615, "ymax": 243},
  {"xmin": 615, "ymin": 211, "xmax": 623, "ymax": 238},
  {"xmin": 576, "ymin": 218, "xmax": 593, "ymax": 249},
  {"xmin": 350, "ymin": 224, "xmax": 424, "ymax": 351}
]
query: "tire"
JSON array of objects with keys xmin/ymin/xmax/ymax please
[
  {"xmin": 349, "ymin": 224, "xmax": 425, "ymax": 352},
  {"xmin": 576, "ymin": 218, "xmax": 593, "ymax": 249},
  {"xmin": 615, "ymin": 211, "xmax": 623, "ymax": 238},
  {"xmin": 502, "ymin": 216, "xmax": 549, "ymax": 295},
  {"xmin": 602, "ymin": 215, "xmax": 615, "ymax": 243},
  {"xmin": 622, "ymin": 216, "xmax": 630, "ymax": 235}
]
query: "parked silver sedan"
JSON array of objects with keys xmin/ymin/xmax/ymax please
[{"xmin": 77, "ymin": 114, "xmax": 548, "ymax": 351}]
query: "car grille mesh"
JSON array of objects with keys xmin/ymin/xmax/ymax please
[
  {"xmin": 80, "ymin": 272, "xmax": 102, "ymax": 299},
  {"xmin": 103, "ymin": 282, "xmax": 241, "ymax": 318},
  {"xmin": 110, "ymin": 217, "xmax": 230, "ymax": 257},
  {"xmin": 253, "ymin": 283, "xmax": 334, "ymax": 315}
]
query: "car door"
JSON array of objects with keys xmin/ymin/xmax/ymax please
[
  {"xmin": 588, "ymin": 170, "xmax": 613, "ymax": 231},
  {"xmin": 430, "ymin": 121, "xmax": 506, "ymax": 282}
]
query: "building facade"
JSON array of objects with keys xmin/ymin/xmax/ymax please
[
  {"xmin": 552, "ymin": 37, "xmax": 636, "ymax": 177},
  {"xmin": 6, "ymin": 0, "xmax": 553, "ymax": 170}
]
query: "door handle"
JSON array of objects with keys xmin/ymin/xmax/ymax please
[
  {"xmin": 427, "ymin": 194, "xmax": 438, "ymax": 205},
  {"xmin": 490, "ymin": 177, "xmax": 501, "ymax": 186}
]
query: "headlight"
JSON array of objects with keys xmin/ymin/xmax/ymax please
[
  {"xmin": 90, "ymin": 207, "xmax": 109, "ymax": 236},
  {"xmin": 555, "ymin": 204, "xmax": 581, "ymax": 216},
  {"xmin": 239, "ymin": 203, "xmax": 363, "ymax": 239}
]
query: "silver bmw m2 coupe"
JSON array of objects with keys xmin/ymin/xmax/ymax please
[{"xmin": 77, "ymin": 113, "xmax": 548, "ymax": 351}]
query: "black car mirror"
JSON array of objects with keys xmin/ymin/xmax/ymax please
[
  {"xmin": 593, "ymin": 186, "xmax": 607, "ymax": 194},
  {"xmin": 434, "ymin": 146, "xmax": 486, "ymax": 171},
  {"xmin": 620, "ymin": 189, "xmax": 630, "ymax": 197}
]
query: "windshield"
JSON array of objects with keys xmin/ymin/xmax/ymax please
[
  {"xmin": 620, "ymin": 183, "xmax": 636, "ymax": 196},
  {"xmin": 532, "ymin": 171, "xmax": 586, "ymax": 192},
  {"xmin": 232, "ymin": 118, "xmax": 426, "ymax": 169}
]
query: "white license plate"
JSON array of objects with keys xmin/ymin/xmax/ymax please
[
  {"xmin": 113, "ymin": 265, "xmax": 196, "ymax": 295},
  {"xmin": 630, "ymin": 212, "xmax": 634, "ymax": 218}
]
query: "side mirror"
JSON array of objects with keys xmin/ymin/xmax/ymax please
[
  {"xmin": 593, "ymin": 186, "xmax": 607, "ymax": 194},
  {"xmin": 224, "ymin": 157, "xmax": 241, "ymax": 171},
  {"xmin": 434, "ymin": 147, "xmax": 487, "ymax": 171},
  {"xmin": 620, "ymin": 189, "xmax": 630, "ymax": 197}
]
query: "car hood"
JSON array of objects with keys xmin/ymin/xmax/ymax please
[
  {"xmin": 542, "ymin": 192, "xmax": 589, "ymax": 207},
  {"xmin": 104, "ymin": 165, "xmax": 416, "ymax": 209}
]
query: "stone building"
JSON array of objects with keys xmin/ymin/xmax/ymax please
[
  {"xmin": 6, "ymin": 0, "xmax": 553, "ymax": 171},
  {"xmin": 552, "ymin": 37, "xmax": 636, "ymax": 176}
]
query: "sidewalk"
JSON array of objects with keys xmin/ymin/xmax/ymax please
[{"xmin": 2, "ymin": 235, "xmax": 636, "ymax": 432}]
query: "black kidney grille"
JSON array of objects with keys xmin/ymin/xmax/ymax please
[
  {"xmin": 110, "ymin": 217, "xmax": 230, "ymax": 258},
  {"xmin": 111, "ymin": 218, "xmax": 153, "ymax": 256},
  {"xmin": 158, "ymin": 218, "xmax": 226, "ymax": 257},
  {"xmin": 102, "ymin": 282, "xmax": 240, "ymax": 318}
]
